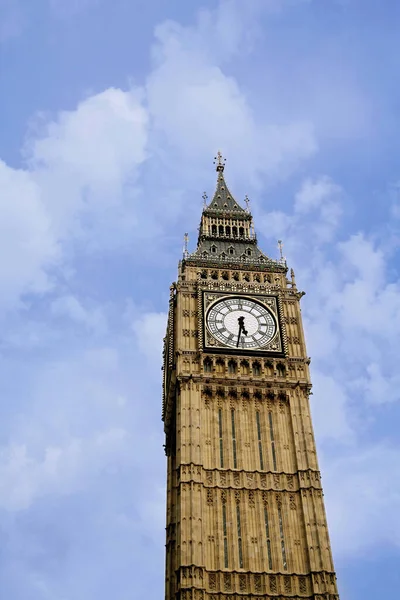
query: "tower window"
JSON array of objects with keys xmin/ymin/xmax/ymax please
[
  {"xmin": 277, "ymin": 363, "xmax": 286, "ymax": 377},
  {"xmin": 232, "ymin": 226, "xmax": 238, "ymax": 237},
  {"xmin": 211, "ymin": 245, "xmax": 217, "ymax": 253},
  {"xmin": 219, "ymin": 225, "xmax": 224, "ymax": 235},
  {"xmin": 211, "ymin": 271, "xmax": 218, "ymax": 280},
  {"xmin": 246, "ymin": 248, "xmax": 252, "ymax": 256},
  {"xmin": 231, "ymin": 409, "xmax": 237, "ymax": 469},
  {"xmin": 212, "ymin": 225, "xmax": 217, "ymax": 235},
  {"xmin": 236, "ymin": 503, "xmax": 244, "ymax": 568},
  {"xmin": 216, "ymin": 358, "xmax": 225, "ymax": 373},
  {"xmin": 200, "ymin": 270, "xmax": 207, "ymax": 279},
  {"xmin": 269, "ymin": 411, "xmax": 277, "ymax": 471},
  {"xmin": 265, "ymin": 360, "xmax": 273, "ymax": 376},
  {"xmin": 222, "ymin": 503, "xmax": 228, "ymax": 568},
  {"xmin": 228, "ymin": 247, "xmax": 234, "ymax": 255},
  {"xmin": 203, "ymin": 358, "xmax": 212, "ymax": 373},
  {"xmin": 253, "ymin": 362, "xmax": 261, "ymax": 376},
  {"xmin": 254, "ymin": 274, "xmax": 261, "ymax": 283},
  {"xmin": 264, "ymin": 507, "xmax": 273, "ymax": 570},
  {"xmin": 239, "ymin": 227, "xmax": 244, "ymax": 237},
  {"xmin": 222, "ymin": 271, "xmax": 229, "ymax": 280},
  {"xmin": 233, "ymin": 272, "xmax": 239, "ymax": 281},
  {"xmin": 228, "ymin": 360, "xmax": 237, "ymax": 374},
  {"xmin": 226, "ymin": 226, "xmax": 231, "ymax": 236},
  {"xmin": 219, "ymin": 408, "xmax": 224, "ymax": 469},
  {"xmin": 240, "ymin": 360, "xmax": 249, "ymax": 376},
  {"xmin": 256, "ymin": 411, "xmax": 264, "ymax": 470},
  {"xmin": 278, "ymin": 506, "xmax": 288, "ymax": 570}
]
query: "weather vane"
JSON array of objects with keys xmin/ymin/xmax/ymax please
[
  {"xmin": 202, "ymin": 191, "xmax": 208, "ymax": 208},
  {"xmin": 213, "ymin": 151, "xmax": 226, "ymax": 172}
]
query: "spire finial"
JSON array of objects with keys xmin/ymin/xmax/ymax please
[
  {"xmin": 244, "ymin": 194, "xmax": 250, "ymax": 212},
  {"xmin": 202, "ymin": 192, "xmax": 208, "ymax": 208},
  {"xmin": 183, "ymin": 233, "xmax": 189, "ymax": 259},
  {"xmin": 290, "ymin": 268, "xmax": 297, "ymax": 289},
  {"xmin": 213, "ymin": 151, "xmax": 226, "ymax": 172},
  {"xmin": 278, "ymin": 240, "xmax": 286, "ymax": 264}
]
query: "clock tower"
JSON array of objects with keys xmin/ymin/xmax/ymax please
[{"xmin": 162, "ymin": 154, "xmax": 340, "ymax": 600}]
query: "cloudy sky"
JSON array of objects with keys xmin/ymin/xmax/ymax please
[{"xmin": 1, "ymin": 0, "xmax": 400, "ymax": 598}]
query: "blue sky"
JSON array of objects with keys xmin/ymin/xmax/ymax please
[{"xmin": 1, "ymin": 0, "xmax": 400, "ymax": 598}]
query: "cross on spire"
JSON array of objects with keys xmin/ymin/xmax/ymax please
[
  {"xmin": 244, "ymin": 195, "xmax": 250, "ymax": 211},
  {"xmin": 213, "ymin": 151, "xmax": 226, "ymax": 172},
  {"xmin": 202, "ymin": 192, "xmax": 208, "ymax": 208}
]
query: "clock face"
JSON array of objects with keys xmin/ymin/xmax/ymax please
[{"xmin": 206, "ymin": 296, "xmax": 276, "ymax": 349}]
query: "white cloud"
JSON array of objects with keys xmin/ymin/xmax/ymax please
[
  {"xmin": 0, "ymin": 428, "xmax": 128, "ymax": 511},
  {"xmin": 132, "ymin": 312, "xmax": 167, "ymax": 361},
  {"xmin": 324, "ymin": 444, "xmax": 400, "ymax": 557},
  {"xmin": 294, "ymin": 176, "xmax": 341, "ymax": 214},
  {"xmin": 147, "ymin": 5, "xmax": 317, "ymax": 186},
  {"xmin": 0, "ymin": 161, "xmax": 60, "ymax": 309},
  {"xmin": 50, "ymin": 295, "xmax": 108, "ymax": 334}
]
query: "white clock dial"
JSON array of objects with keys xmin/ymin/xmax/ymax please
[{"xmin": 206, "ymin": 297, "xmax": 276, "ymax": 349}]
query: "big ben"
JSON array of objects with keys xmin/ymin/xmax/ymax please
[{"xmin": 162, "ymin": 153, "xmax": 340, "ymax": 600}]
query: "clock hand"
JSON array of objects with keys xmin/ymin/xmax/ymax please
[
  {"xmin": 236, "ymin": 324, "xmax": 242, "ymax": 347},
  {"xmin": 237, "ymin": 316, "xmax": 248, "ymax": 347}
]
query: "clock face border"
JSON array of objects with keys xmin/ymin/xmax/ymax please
[{"xmin": 202, "ymin": 291, "xmax": 286, "ymax": 356}]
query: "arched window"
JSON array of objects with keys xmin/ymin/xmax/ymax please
[
  {"xmin": 254, "ymin": 274, "xmax": 261, "ymax": 283},
  {"xmin": 228, "ymin": 360, "xmax": 237, "ymax": 374},
  {"xmin": 253, "ymin": 362, "xmax": 261, "ymax": 376},
  {"xmin": 233, "ymin": 272, "xmax": 239, "ymax": 281},
  {"xmin": 211, "ymin": 271, "xmax": 218, "ymax": 280},
  {"xmin": 203, "ymin": 358, "xmax": 212, "ymax": 373},
  {"xmin": 246, "ymin": 248, "xmax": 252, "ymax": 256},
  {"xmin": 265, "ymin": 361, "xmax": 274, "ymax": 376},
  {"xmin": 226, "ymin": 226, "xmax": 231, "ymax": 236},
  {"xmin": 212, "ymin": 225, "xmax": 217, "ymax": 235},
  {"xmin": 243, "ymin": 274, "xmax": 250, "ymax": 282},
  {"xmin": 222, "ymin": 271, "xmax": 229, "ymax": 280},
  {"xmin": 219, "ymin": 225, "xmax": 224, "ymax": 235},
  {"xmin": 239, "ymin": 227, "xmax": 244, "ymax": 237},
  {"xmin": 216, "ymin": 358, "xmax": 225, "ymax": 373},
  {"xmin": 200, "ymin": 270, "xmax": 207, "ymax": 279},
  {"xmin": 277, "ymin": 363, "xmax": 286, "ymax": 377},
  {"xmin": 232, "ymin": 226, "xmax": 238, "ymax": 237},
  {"xmin": 228, "ymin": 246, "xmax": 234, "ymax": 255},
  {"xmin": 240, "ymin": 360, "xmax": 250, "ymax": 376},
  {"xmin": 211, "ymin": 245, "xmax": 217, "ymax": 253}
]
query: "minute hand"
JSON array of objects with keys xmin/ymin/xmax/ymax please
[{"xmin": 236, "ymin": 324, "xmax": 243, "ymax": 347}]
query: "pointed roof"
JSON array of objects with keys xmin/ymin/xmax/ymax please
[
  {"xmin": 204, "ymin": 152, "xmax": 247, "ymax": 214},
  {"xmin": 184, "ymin": 152, "xmax": 287, "ymax": 272}
]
